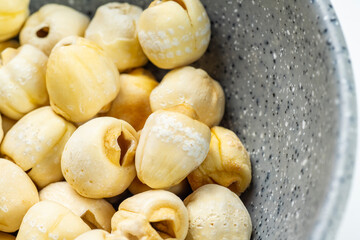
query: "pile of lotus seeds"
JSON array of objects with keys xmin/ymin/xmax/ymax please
[{"xmin": 0, "ymin": 0, "xmax": 253, "ymax": 239}]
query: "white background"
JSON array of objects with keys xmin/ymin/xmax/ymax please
[{"xmin": 332, "ymin": 0, "xmax": 360, "ymax": 239}]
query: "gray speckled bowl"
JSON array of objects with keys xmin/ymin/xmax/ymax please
[{"xmin": 31, "ymin": 0, "xmax": 357, "ymax": 239}]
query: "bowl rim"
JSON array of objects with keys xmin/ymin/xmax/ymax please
[{"xmin": 310, "ymin": 1, "xmax": 357, "ymax": 239}]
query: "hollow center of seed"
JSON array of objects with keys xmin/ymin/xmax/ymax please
[
  {"xmin": 151, "ymin": 220, "xmax": 176, "ymax": 238},
  {"xmin": 117, "ymin": 133, "xmax": 132, "ymax": 166},
  {"xmin": 81, "ymin": 210, "xmax": 99, "ymax": 229},
  {"xmin": 36, "ymin": 27, "xmax": 50, "ymax": 38}
]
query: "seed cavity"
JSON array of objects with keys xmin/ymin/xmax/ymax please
[{"xmin": 36, "ymin": 27, "xmax": 50, "ymax": 38}]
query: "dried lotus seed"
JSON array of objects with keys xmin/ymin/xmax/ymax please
[
  {"xmin": 40, "ymin": 181, "xmax": 116, "ymax": 232},
  {"xmin": 1, "ymin": 107, "xmax": 76, "ymax": 188},
  {"xmin": 85, "ymin": 2, "xmax": 148, "ymax": 72},
  {"xmin": 20, "ymin": 4, "xmax": 90, "ymax": 55},
  {"xmin": 0, "ymin": 158, "xmax": 39, "ymax": 233},
  {"xmin": 16, "ymin": 201, "xmax": 91, "ymax": 240},
  {"xmin": 188, "ymin": 126, "xmax": 252, "ymax": 195},
  {"xmin": 0, "ymin": 44, "xmax": 48, "ymax": 120},
  {"xmin": 150, "ymin": 66, "xmax": 225, "ymax": 127},
  {"xmin": 0, "ymin": 0, "xmax": 29, "ymax": 42},
  {"xmin": 184, "ymin": 184, "xmax": 252, "ymax": 240},
  {"xmin": 135, "ymin": 110, "xmax": 211, "ymax": 189},
  {"xmin": 112, "ymin": 190, "xmax": 189, "ymax": 240},
  {"xmin": 138, "ymin": 0, "xmax": 211, "ymax": 69},
  {"xmin": 62, "ymin": 117, "xmax": 138, "ymax": 198},
  {"xmin": 46, "ymin": 36, "xmax": 121, "ymax": 123}
]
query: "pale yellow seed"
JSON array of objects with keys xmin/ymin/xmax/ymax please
[
  {"xmin": 20, "ymin": 4, "xmax": 89, "ymax": 55},
  {"xmin": 85, "ymin": 2, "xmax": 148, "ymax": 72},
  {"xmin": 138, "ymin": 0, "xmax": 211, "ymax": 69}
]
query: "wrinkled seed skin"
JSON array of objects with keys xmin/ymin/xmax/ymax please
[
  {"xmin": 0, "ymin": 44, "xmax": 48, "ymax": 120},
  {"xmin": 187, "ymin": 126, "xmax": 252, "ymax": 195}
]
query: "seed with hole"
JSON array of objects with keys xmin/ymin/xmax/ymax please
[
  {"xmin": 61, "ymin": 117, "xmax": 138, "ymax": 198},
  {"xmin": 46, "ymin": 36, "xmax": 121, "ymax": 123},
  {"xmin": 111, "ymin": 190, "xmax": 189, "ymax": 240},
  {"xmin": 39, "ymin": 182, "xmax": 115, "ymax": 232},
  {"xmin": 20, "ymin": 4, "xmax": 90, "ymax": 55},
  {"xmin": 36, "ymin": 27, "xmax": 49, "ymax": 38}
]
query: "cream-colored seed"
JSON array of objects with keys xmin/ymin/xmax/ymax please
[
  {"xmin": 62, "ymin": 117, "xmax": 138, "ymax": 198},
  {"xmin": 20, "ymin": 4, "xmax": 90, "ymax": 55},
  {"xmin": 188, "ymin": 126, "xmax": 252, "ymax": 195},
  {"xmin": 135, "ymin": 110, "xmax": 211, "ymax": 189},
  {"xmin": 85, "ymin": 2, "xmax": 148, "ymax": 72},
  {"xmin": 150, "ymin": 66, "xmax": 225, "ymax": 127},
  {"xmin": 0, "ymin": 0, "xmax": 29, "ymax": 42},
  {"xmin": 0, "ymin": 40, "xmax": 19, "ymax": 53},
  {"xmin": 112, "ymin": 190, "xmax": 188, "ymax": 240},
  {"xmin": 0, "ymin": 232, "xmax": 15, "ymax": 240},
  {"xmin": 106, "ymin": 68, "xmax": 159, "ymax": 131},
  {"xmin": 128, "ymin": 176, "xmax": 190, "ymax": 198},
  {"xmin": 75, "ymin": 229, "xmax": 128, "ymax": 240},
  {"xmin": 0, "ymin": 44, "xmax": 48, "ymax": 120},
  {"xmin": 138, "ymin": 0, "xmax": 211, "ymax": 69},
  {"xmin": 46, "ymin": 36, "xmax": 121, "ymax": 123},
  {"xmin": 0, "ymin": 158, "xmax": 39, "ymax": 233},
  {"xmin": 1, "ymin": 107, "xmax": 76, "ymax": 189},
  {"xmin": 184, "ymin": 184, "xmax": 252, "ymax": 240},
  {"xmin": 40, "ymin": 181, "xmax": 116, "ymax": 232},
  {"xmin": 16, "ymin": 201, "xmax": 91, "ymax": 240}
]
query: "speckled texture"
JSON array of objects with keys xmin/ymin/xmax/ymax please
[{"xmin": 30, "ymin": 1, "xmax": 357, "ymax": 240}]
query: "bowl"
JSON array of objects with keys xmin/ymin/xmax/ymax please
[{"xmin": 30, "ymin": 0, "xmax": 357, "ymax": 239}]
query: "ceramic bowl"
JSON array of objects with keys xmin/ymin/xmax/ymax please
[{"xmin": 30, "ymin": 1, "xmax": 357, "ymax": 239}]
